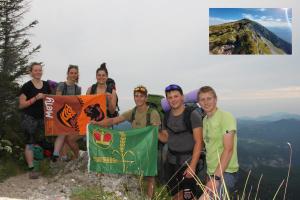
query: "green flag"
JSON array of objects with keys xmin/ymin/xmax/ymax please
[{"xmin": 87, "ymin": 124, "xmax": 158, "ymax": 176}]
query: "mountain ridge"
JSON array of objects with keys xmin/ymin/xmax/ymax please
[{"xmin": 209, "ymin": 18, "xmax": 292, "ymax": 54}]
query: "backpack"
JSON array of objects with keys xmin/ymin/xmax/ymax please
[
  {"xmin": 163, "ymin": 103, "xmax": 205, "ymax": 134},
  {"xmin": 61, "ymin": 82, "xmax": 79, "ymax": 95},
  {"xmin": 90, "ymin": 78, "xmax": 120, "ymax": 118},
  {"xmin": 46, "ymin": 80, "xmax": 79, "ymax": 95},
  {"xmin": 129, "ymin": 94, "xmax": 164, "ymax": 126},
  {"xmin": 47, "ymin": 80, "xmax": 58, "ymax": 95}
]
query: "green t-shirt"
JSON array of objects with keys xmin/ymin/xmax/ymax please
[
  {"xmin": 203, "ymin": 108, "xmax": 239, "ymax": 175},
  {"xmin": 121, "ymin": 107, "xmax": 161, "ymax": 129}
]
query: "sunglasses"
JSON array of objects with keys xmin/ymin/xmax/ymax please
[
  {"xmin": 165, "ymin": 84, "xmax": 182, "ymax": 93},
  {"xmin": 134, "ymin": 86, "xmax": 147, "ymax": 93}
]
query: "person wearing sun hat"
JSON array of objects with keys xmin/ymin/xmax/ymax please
[{"xmin": 91, "ymin": 85, "xmax": 161, "ymax": 198}]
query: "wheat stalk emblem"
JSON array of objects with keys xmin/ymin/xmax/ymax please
[{"xmin": 112, "ymin": 132, "xmax": 135, "ymax": 172}]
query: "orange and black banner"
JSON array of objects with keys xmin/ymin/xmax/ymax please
[{"xmin": 43, "ymin": 95, "xmax": 106, "ymax": 136}]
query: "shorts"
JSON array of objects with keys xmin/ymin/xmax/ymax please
[
  {"xmin": 206, "ymin": 172, "xmax": 239, "ymax": 200},
  {"xmin": 166, "ymin": 162, "xmax": 201, "ymax": 198},
  {"xmin": 21, "ymin": 114, "xmax": 45, "ymax": 144}
]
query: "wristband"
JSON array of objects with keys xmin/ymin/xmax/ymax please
[{"xmin": 29, "ymin": 99, "xmax": 32, "ymax": 105}]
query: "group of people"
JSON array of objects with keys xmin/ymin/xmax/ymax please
[{"xmin": 19, "ymin": 62, "xmax": 239, "ymax": 200}]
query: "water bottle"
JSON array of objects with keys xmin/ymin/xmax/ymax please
[
  {"xmin": 33, "ymin": 145, "xmax": 44, "ymax": 172},
  {"xmin": 33, "ymin": 159, "xmax": 40, "ymax": 172}
]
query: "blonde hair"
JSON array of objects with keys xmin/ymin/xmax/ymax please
[{"xmin": 197, "ymin": 86, "xmax": 217, "ymax": 100}]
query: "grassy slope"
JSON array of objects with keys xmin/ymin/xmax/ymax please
[{"xmin": 209, "ymin": 22, "xmax": 285, "ymax": 55}]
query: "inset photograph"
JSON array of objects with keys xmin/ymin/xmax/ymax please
[{"xmin": 209, "ymin": 8, "xmax": 292, "ymax": 55}]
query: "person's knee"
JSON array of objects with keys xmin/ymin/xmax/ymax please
[
  {"xmin": 67, "ymin": 136, "xmax": 80, "ymax": 144},
  {"xmin": 147, "ymin": 176, "xmax": 155, "ymax": 183},
  {"xmin": 26, "ymin": 144, "xmax": 34, "ymax": 151}
]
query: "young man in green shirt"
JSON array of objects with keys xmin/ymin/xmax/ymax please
[
  {"xmin": 91, "ymin": 85, "xmax": 160, "ymax": 199},
  {"xmin": 198, "ymin": 86, "xmax": 239, "ymax": 200}
]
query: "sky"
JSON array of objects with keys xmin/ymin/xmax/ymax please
[
  {"xmin": 21, "ymin": 0, "xmax": 300, "ymax": 117},
  {"xmin": 210, "ymin": 8, "xmax": 292, "ymax": 27}
]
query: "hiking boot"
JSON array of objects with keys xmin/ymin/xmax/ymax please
[
  {"xmin": 51, "ymin": 155, "xmax": 59, "ymax": 162},
  {"xmin": 61, "ymin": 156, "xmax": 72, "ymax": 162},
  {"xmin": 29, "ymin": 171, "xmax": 40, "ymax": 179}
]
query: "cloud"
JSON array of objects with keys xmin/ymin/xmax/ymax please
[
  {"xmin": 242, "ymin": 13, "xmax": 290, "ymax": 28},
  {"xmin": 209, "ymin": 17, "xmax": 238, "ymax": 25},
  {"xmin": 242, "ymin": 13, "xmax": 254, "ymax": 20},
  {"xmin": 260, "ymin": 16, "xmax": 267, "ymax": 20},
  {"xmin": 221, "ymin": 86, "xmax": 300, "ymax": 100}
]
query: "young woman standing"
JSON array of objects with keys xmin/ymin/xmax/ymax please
[
  {"xmin": 52, "ymin": 65, "xmax": 82, "ymax": 161},
  {"xmin": 19, "ymin": 62, "xmax": 51, "ymax": 179},
  {"xmin": 86, "ymin": 63, "xmax": 118, "ymax": 118}
]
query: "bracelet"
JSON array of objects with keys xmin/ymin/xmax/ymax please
[{"xmin": 29, "ymin": 99, "xmax": 32, "ymax": 105}]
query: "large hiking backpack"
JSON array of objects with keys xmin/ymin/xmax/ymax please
[
  {"xmin": 163, "ymin": 103, "xmax": 205, "ymax": 134},
  {"xmin": 129, "ymin": 94, "xmax": 165, "ymax": 126},
  {"xmin": 90, "ymin": 78, "xmax": 120, "ymax": 118},
  {"xmin": 47, "ymin": 80, "xmax": 58, "ymax": 95}
]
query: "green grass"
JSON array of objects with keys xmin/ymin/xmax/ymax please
[
  {"xmin": 70, "ymin": 186, "xmax": 106, "ymax": 200},
  {"xmin": 70, "ymin": 181, "xmax": 171, "ymax": 200},
  {"xmin": 0, "ymin": 157, "xmax": 26, "ymax": 182}
]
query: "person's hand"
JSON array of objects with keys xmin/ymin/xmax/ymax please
[
  {"xmin": 90, "ymin": 119, "xmax": 109, "ymax": 127},
  {"xmin": 90, "ymin": 120, "xmax": 99, "ymax": 125},
  {"xmin": 183, "ymin": 165, "xmax": 195, "ymax": 179},
  {"xmin": 205, "ymin": 179, "xmax": 220, "ymax": 196},
  {"xmin": 35, "ymin": 93, "xmax": 45, "ymax": 100}
]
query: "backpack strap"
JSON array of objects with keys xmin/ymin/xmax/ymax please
[
  {"xmin": 91, "ymin": 83, "xmax": 97, "ymax": 94},
  {"xmin": 129, "ymin": 106, "xmax": 153, "ymax": 126},
  {"xmin": 62, "ymin": 82, "xmax": 80, "ymax": 95},
  {"xmin": 75, "ymin": 84, "xmax": 79, "ymax": 95},
  {"xmin": 146, "ymin": 107, "xmax": 153, "ymax": 126},
  {"xmin": 62, "ymin": 82, "xmax": 67, "ymax": 95},
  {"xmin": 163, "ymin": 110, "xmax": 186, "ymax": 134},
  {"xmin": 130, "ymin": 106, "xmax": 137, "ymax": 123},
  {"xmin": 106, "ymin": 84, "xmax": 120, "ymax": 113},
  {"xmin": 164, "ymin": 106, "xmax": 196, "ymax": 134},
  {"xmin": 183, "ymin": 106, "xmax": 195, "ymax": 133}
]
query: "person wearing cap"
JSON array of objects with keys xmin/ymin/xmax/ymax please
[
  {"xmin": 159, "ymin": 84, "xmax": 203, "ymax": 200},
  {"xmin": 91, "ymin": 85, "xmax": 161, "ymax": 198},
  {"xmin": 197, "ymin": 86, "xmax": 239, "ymax": 200}
]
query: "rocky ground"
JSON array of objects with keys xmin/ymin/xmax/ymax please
[{"xmin": 0, "ymin": 151, "xmax": 142, "ymax": 200}]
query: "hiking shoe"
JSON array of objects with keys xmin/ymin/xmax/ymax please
[
  {"xmin": 51, "ymin": 155, "xmax": 59, "ymax": 162},
  {"xmin": 61, "ymin": 156, "xmax": 72, "ymax": 162},
  {"xmin": 29, "ymin": 171, "xmax": 40, "ymax": 179}
]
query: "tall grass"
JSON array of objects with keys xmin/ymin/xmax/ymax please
[{"xmin": 153, "ymin": 142, "xmax": 293, "ymax": 200}]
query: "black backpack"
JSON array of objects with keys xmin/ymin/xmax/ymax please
[
  {"xmin": 61, "ymin": 82, "xmax": 80, "ymax": 95},
  {"xmin": 163, "ymin": 103, "xmax": 205, "ymax": 134},
  {"xmin": 90, "ymin": 78, "xmax": 120, "ymax": 118}
]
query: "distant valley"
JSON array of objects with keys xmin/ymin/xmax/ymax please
[{"xmin": 237, "ymin": 115, "xmax": 300, "ymax": 199}]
